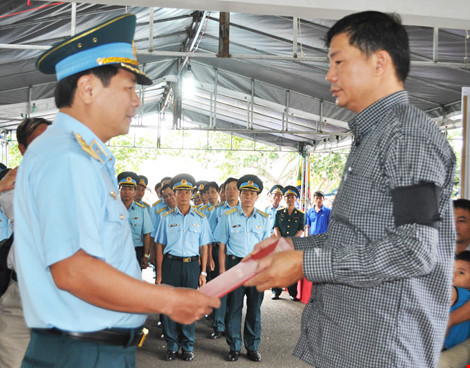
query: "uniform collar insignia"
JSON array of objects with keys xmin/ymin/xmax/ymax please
[{"xmin": 73, "ymin": 132, "xmax": 108, "ymax": 164}]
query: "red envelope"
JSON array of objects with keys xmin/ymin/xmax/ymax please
[{"xmin": 198, "ymin": 238, "xmax": 293, "ymax": 298}]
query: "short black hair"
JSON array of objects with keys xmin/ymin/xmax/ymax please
[
  {"xmin": 205, "ymin": 181, "xmax": 219, "ymax": 192},
  {"xmin": 154, "ymin": 182, "xmax": 161, "ymax": 192},
  {"xmin": 161, "ymin": 183, "xmax": 172, "ymax": 192},
  {"xmin": 160, "ymin": 176, "xmax": 172, "ymax": 184},
  {"xmin": 223, "ymin": 177, "xmax": 238, "ymax": 190},
  {"xmin": 456, "ymin": 250, "xmax": 470, "ymax": 264},
  {"xmin": 314, "ymin": 191, "xmax": 324, "ymax": 198},
  {"xmin": 17, "ymin": 117, "xmax": 52, "ymax": 148},
  {"xmin": 55, "ymin": 65, "xmax": 120, "ymax": 108},
  {"xmin": 326, "ymin": 11, "xmax": 410, "ymax": 83},
  {"xmin": 454, "ymin": 199, "xmax": 470, "ymax": 213}
]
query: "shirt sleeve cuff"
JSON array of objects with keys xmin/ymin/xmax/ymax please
[{"xmin": 302, "ymin": 247, "xmax": 335, "ymax": 283}]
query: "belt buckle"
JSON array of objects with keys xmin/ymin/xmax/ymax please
[
  {"xmin": 183, "ymin": 257, "xmax": 190, "ymax": 263},
  {"xmin": 137, "ymin": 328, "xmax": 149, "ymax": 347}
]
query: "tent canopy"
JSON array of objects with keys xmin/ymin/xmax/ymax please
[{"xmin": 0, "ymin": 1, "xmax": 468, "ymax": 152}]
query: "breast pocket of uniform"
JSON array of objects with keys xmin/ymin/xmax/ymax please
[
  {"xmin": 189, "ymin": 225, "xmax": 201, "ymax": 242},
  {"xmin": 105, "ymin": 200, "xmax": 128, "ymax": 232},
  {"xmin": 167, "ymin": 224, "xmax": 181, "ymax": 243},
  {"xmin": 131, "ymin": 215, "xmax": 143, "ymax": 229},
  {"xmin": 250, "ymin": 227, "xmax": 264, "ymax": 242}
]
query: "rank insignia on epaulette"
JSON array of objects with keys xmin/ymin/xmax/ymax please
[
  {"xmin": 169, "ymin": 223, "xmax": 178, "ymax": 227},
  {"xmin": 257, "ymin": 209, "xmax": 269, "ymax": 218},
  {"xmin": 194, "ymin": 209, "xmax": 205, "ymax": 218},
  {"xmin": 225, "ymin": 207, "xmax": 238, "ymax": 216},
  {"xmin": 193, "ymin": 224, "xmax": 200, "ymax": 227}
]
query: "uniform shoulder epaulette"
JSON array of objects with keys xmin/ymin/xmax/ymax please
[
  {"xmin": 257, "ymin": 209, "xmax": 269, "ymax": 218},
  {"xmin": 199, "ymin": 204, "xmax": 209, "ymax": 211},
  {"xmin": 135, "ymin": 202, "xmax": 146, "ymax": 208},
  {"xmin": 73, "ymin": 132, "xmax": 107, "ymax": 164},
  {"xmin": 194, "ymin": 208, "xmax": 206, "ymax": 218},
  {"xmin": 141, "ymin": 201, "xmax": 150, "ymax": 207},
  {"xmin": 162, "ymin": 208, "xmax": 174, "ymax": 217},
  {"xmin": 152, "ymin": 199, "xmax": 162, "ymax": 206},
  {"xmin": 156, "ymin": 206, "xmax": 169, "ymax": 215},
  {"xmin": 225, "ymin": 207, "xmax": 238, "ymax": 216},
  {"xmin": 207, "ymin": 205, "xmax": 216, "ymax": 212},
  {"xmin": 215, "ymin": 202, "xmax": 225, "ymax": 208},
  {"xmin": 296, "ymin": 209, "xmax": 304, "ymax": 214}
]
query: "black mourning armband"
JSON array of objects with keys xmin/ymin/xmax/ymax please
[{"xmin": 391, "ymin": 182, "xmax": 441, "ymax": 229}]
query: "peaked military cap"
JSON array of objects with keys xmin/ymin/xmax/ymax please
[
  {"xmin": 36, "ymin": 14, "xmax": 152, "ymax": 85},
  {"xmin": 238, "ymin": 174, "xmax": 263, "ymax": 194},
  {"xmin": 170, "ymin": 173, "xmax": 196, "ymax": 190},
  {"xmin": 137, "ymin": 175, "xmax": 148, "ymax": 188},
  {"xmin": 117, "ymin": 171, "xmax": 138, "ymax": 187},
  {"xmin": 269, "ymin": 185, "xmax": 284, "ymax": 195},
  {"xmin": 283, "ymin": 185, "xmax": 300, "ymax": 198},
  {"xmin": 195, "ymin": 180, "xmax": 208, "ymax": 192}
]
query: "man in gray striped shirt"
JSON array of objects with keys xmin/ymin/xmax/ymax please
[{"xmin": 246, "ymin": 11, "xmax": 456, "ymax": 368}]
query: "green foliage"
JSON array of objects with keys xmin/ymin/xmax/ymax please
[
  {"xmin": 108, "ymin": 134, "xmax": 156, "ymax": 174},
  {"xmin": 308, "ymin": 152, "xmax": 347, "ymax": 194},
  {"xmin": 6, "ymin": 141, "xmax": 22, "ymax": 168}
]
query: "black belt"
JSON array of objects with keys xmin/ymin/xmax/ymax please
[
  {"xmin": 11, "ymin": 270, "xmax": 17, "ymax": 282},
  {"xmin": 165, "ymin": 254, "xmax": 199, "ymax": 263},
  {"xmin": 33, "ymin": 327, "xmax": 146, "ymax": 347},
  {"xmin": 227, "ymin": 255, "xmax": 242, "ymax": 261}
]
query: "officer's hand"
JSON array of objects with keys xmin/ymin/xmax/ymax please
[
  {"xmin": 165, "ymin": 288, "xmax": 220, "ymax": 325},
  {"xmin": 244, "ymin": 250, "xmax": 304, "ymax": 292},
  {"xmin": 209, "ymin": 257, "xmax": 215, "ymax": 271},
  {"xmin": 155, "ymin": 274, "xmax": 162, "ymax": 285},
  {"xmin": 140, "ymin": 257, "xmax": 148, "ymax": 269},
  {"xmin": 199, "ymin": 274, "xmax": 207, "ymax": 287}
]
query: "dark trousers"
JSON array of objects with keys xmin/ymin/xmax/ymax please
[
  {"xmin": 272, "ymin": 282, "xmax": 298, "ymax": 298},
  {"xmin": 135, "ymin": 246, "xmax": 143, "ymax": 263},
  {"xmin": 161, "ymin": 256, "xmax": 199, "ymax": 352},
  {"xmin": 210, "ymin": 244, "xmax": 227, "ymax": 333},
  {"xmin": 225, "ymin": 256, "xmax": 263, "ymax": 352},
  {"xmin": 22, "ymin": 329, "xmax": 137, "ymax": 368}
]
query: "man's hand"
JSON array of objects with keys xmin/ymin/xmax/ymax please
[
  {"xmin": 140, "ymin": 257, "xmax": 148, "ymax": 269},
  {"xmin": 165, "ymin": 287, "xmax": 220, "ymax": 325},
  {"xmin": 209, "ymin": 256, "xmax": 215, "ymax": 271},
  {"xmin": 0, "ymin": 167, "xmax": 17, "ymax": 192},
  {"xmin": 244, "ymin": 237, "xmax": 304, "ymax": 291},
  {"xmin": 199, "ymin": 274, "xmax": 207, "ymax": 287},
  {"xmin": 155, "ymin": 274, "xmax": 162, "ymax": 285}
]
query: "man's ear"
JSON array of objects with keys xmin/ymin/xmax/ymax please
[
  {"xmin": 75, "ymin": 74, "xmax": 95, "ymax": 104},
  {"xmin": 375, "ymin": 50, "xmax": 391, "ymax": 77}
]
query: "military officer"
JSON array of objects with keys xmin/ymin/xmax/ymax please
[
  {"xmin": 155, "ymin": 174, "xmax": 212, "ymax": 362},
  {"xmin": 14, "ymin": 14, "xmax": 218, "ymax": 367},
  {"xmin": 207, "ymin": 177, "xmax": 241, "ymax": 340},
  {"xmin": 213, "ymin": 174, "xmax": 270, "ymax": 362},
  {"xmin": 272, "ymin": 186, "xmax": 305, "ymax": 300},
  {"xmin": 134, "ymin": 174, "xmax": 151, "ymax": 209},
  {"xmin": 118, "ymin": 171, "xmax": 153, "ymax": 269},
  {"xmin": 265, "ymin": 185, "xmax": 284, "ymax": 233}
]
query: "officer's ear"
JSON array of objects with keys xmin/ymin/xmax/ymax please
[{"xmin": 75, "ymin": 74, "xmax": 96, "ymax": 104}]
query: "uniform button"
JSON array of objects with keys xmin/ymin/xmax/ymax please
[
  {"xmin": 120, "ymin": 214, "xmax": 124, "ymax": 220},
  {"xmin": 288, "ymin": 219, "xmax": 290, "ymax": 222},
  {"xmin": 287, "ymin": 225, "xmax": 290, "ymax": 228}
]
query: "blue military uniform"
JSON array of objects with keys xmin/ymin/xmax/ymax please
[
  {"xmin": 265, "ymin": 185, "xmax": 284, "ymax": 232},
  {"xmin": 14, "ymin": 14, "xmax": 152, "ymax": 368},
  {"xmin": 0, "ymin": 207, "xmax": 12, "ymax": 242},
  {"xmin": 127, "ymin": 201, "xmax": 153, "ymax": 260},
  {"xmin": 213, "ymin": 175, "xmax": 270, "ymax": 360},
  {"xmin": 155, "ymin": 174, "xmax": 212, "ymax": 356}
]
